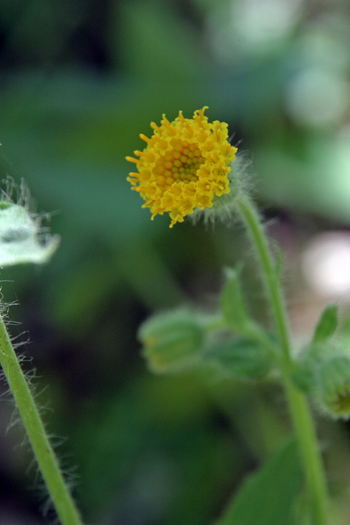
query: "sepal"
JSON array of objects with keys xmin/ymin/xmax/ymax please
[
  {"xmin": 203, "ymin": 337, "xmax": 274, "ymax": 381},
  {"xmin": 290, "ymin": 362, "xmax": 315, "ymax": 394},
  {"xmin": 312, "ymin": 304, "xmax": 338, "ymax": 344},
  {"xmin": 291, "ymin": 342, "xmax": 333, "ymax": 394},
  {"xmin": 221, "ymin": 267, "xmax": 254, "ymax": 335}
]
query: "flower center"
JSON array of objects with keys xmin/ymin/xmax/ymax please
[
  {"xmin": 154, "ymin": 141, "xmax": 204, "ymax": 187},
  {"xmin": 333, "ymin": 392, "xmax": 350, "ymax": 413}
]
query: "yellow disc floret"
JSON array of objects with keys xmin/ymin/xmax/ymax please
[{"xmin": 126, "ymin": 107, "xmax": 237, "ymax": 227}]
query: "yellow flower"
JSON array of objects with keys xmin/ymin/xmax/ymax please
[{"xmin": 126, "ymin": 107, "xmax": 237, "ymax": 227}]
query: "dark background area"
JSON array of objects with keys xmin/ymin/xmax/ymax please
[{"xmin": 1, "ymin": 0, "xmax": 350, "ymax": 523}]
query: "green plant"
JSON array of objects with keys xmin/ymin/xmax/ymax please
[{"xmin": 127, "ymin": 108, "xmax": 349, "ymax": 525}]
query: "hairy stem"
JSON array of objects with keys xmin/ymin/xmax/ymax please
[
  {"xmin": 237, "ymin": 193, "xmax": 329, "ymax": 525},
  {"xmin": 0, "ymin": 314, "xmax": 83, "ymax": 525}
]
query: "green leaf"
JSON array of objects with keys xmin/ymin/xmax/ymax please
[
  {"xmin": 221, "ymin": 267, "xmax": 252, "ymax": 334},
  {"xmin": 215, "ymin": 438, "xmax": 302, "ymax": 525},
  {"xmin": 0, "ymin": 203, "xmax": 59, "ymax": 266},
  {"xmin": 313, "ymin": 304, "xmax": 338, "ymax": 344},
  {"xmin": 204, "ymin": 338, "xmax": 273, "ymax": 381}
]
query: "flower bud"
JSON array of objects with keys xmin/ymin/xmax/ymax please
[
  {"xmin": 138, "ymin": 309, "xmax": 205, "ymax": 374},
  {"xmin": 292, "ymin": 343, "xmax": 331, "ymax": 394},
  {"xmin": 203, "ymin": 337, "xmax": 274, "ymax": 381},
  {"xmin": 316, "ymin": 356, "xmax": 350, "ymax": 419}
]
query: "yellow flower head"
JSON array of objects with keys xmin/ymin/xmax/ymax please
[{"xmin": 126, "ymin": 107, "xmax": 237, "ymax": 227}]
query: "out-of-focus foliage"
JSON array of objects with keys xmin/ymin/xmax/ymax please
[
  {"xmin": 215, "ymin": 438, "xmax": 302, "ymax": 525},
  {"xmin": 1, "ymin": 0, "xmax": 350, "ymax": 523}
]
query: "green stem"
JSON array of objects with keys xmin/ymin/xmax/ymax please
[
  {"xmin": 0, "ymin": 314, "xmax": 83, "ymax": 525},
  {"xmin": 237, "ymin": 193, "xmax": 329, "ymax": 525}
]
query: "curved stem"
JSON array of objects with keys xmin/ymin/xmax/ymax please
[
  {"xmin": 237, "ymin": 193, "xmax": 329, "ymax": 525},
  {"xmin": 0, "ymin": 314, "xmax": 83, "ymax": 525}
]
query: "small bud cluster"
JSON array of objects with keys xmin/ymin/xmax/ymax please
[
  {"xmin": 138, "ymin": 268, "xmax": 276, "ymax": 381},
  {"xmin": 139, "ymin": 283, "xmax": 350, "ymax": 421}
]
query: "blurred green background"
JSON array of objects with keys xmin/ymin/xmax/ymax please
[{"xmin": 1, "ymin": 0, "xmax": 350, "ymax": 523}]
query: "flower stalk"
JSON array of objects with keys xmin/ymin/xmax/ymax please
[
  {"xmin": 237, "ymin": 193, "xmax": 329, "ymax": 525},
  {"xmin": 0, "ymin": 313, "xmax": 83, "ymax": 525}
]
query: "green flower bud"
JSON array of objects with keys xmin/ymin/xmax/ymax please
[
  {"xmin": 317, "ymin": 357, "xmax": 350, "ymax": 419},
  {"xmin": 138, "ymin": 309, "xmax": 205, "ymax": 374},
  {"xmin": 203, "ymin": 337, "xmax": 274, "ymax": 381},
  {"xmin": 292, "ymin": 343, "xmax": 332, "ymax": 394}
]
